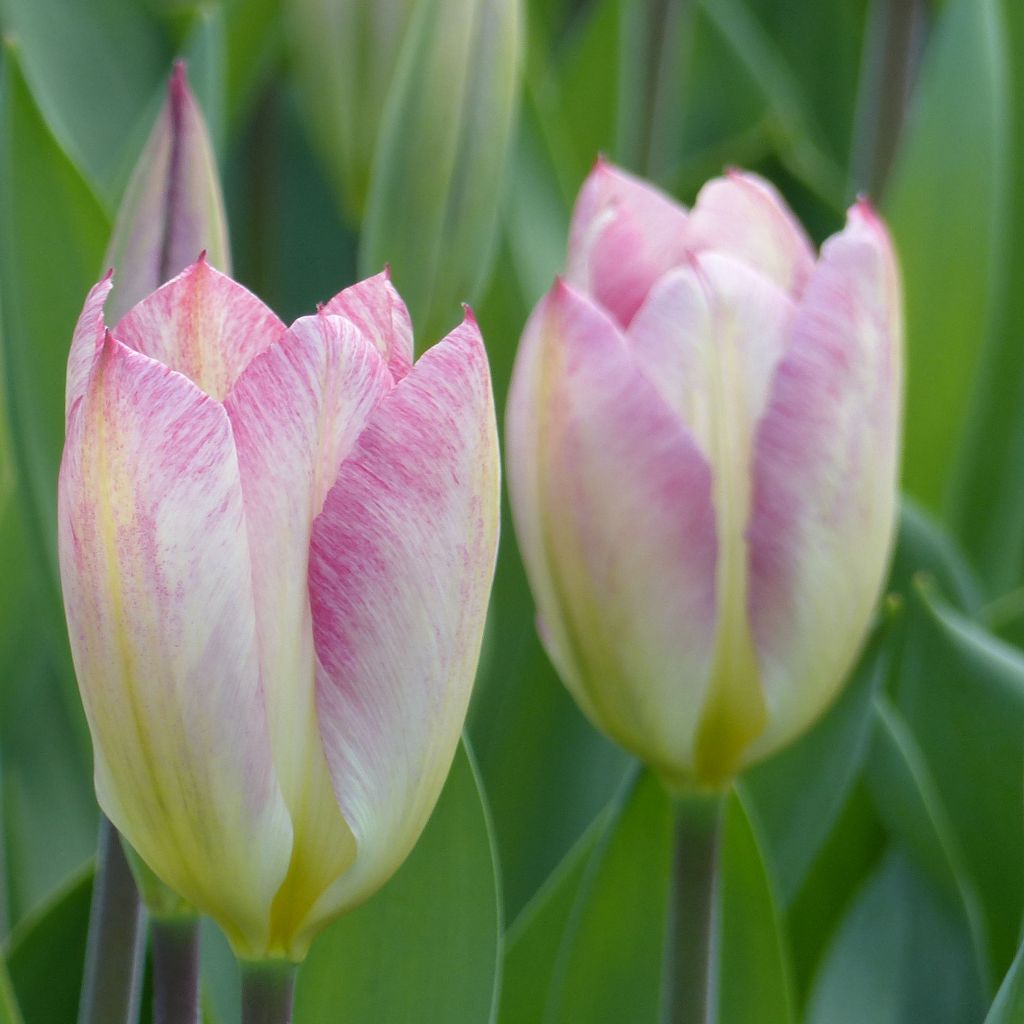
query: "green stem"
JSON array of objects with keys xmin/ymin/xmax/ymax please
[
  {"xmin": 77, "ymin": 817, "xmax": 145, "ymax": 1024},
  {"xmin": 240, "ymin": 961, "xmax": 298, "ymax": 1024},
  {"xmin": 151, "ymin": 917, "xmax": 200, "ymax": 1024},
  {"xmin": 662, "ymin": 793, "xmax": 725, "ymax": 1024}
]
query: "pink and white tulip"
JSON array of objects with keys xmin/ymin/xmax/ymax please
[
  {"xmin": 506, "ymin": 160, "xmax": 902, "ymax": 790},
  {"xmin": 58, "ymin": 258, "xmax": 500, "ymax": 959}
]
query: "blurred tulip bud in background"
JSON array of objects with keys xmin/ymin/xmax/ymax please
[
  {"xmin": 58, "ymin": 260, "xmax": 500, "ymax": 960},
  {"xmin": 507, "ymin": 160, "xmax": 903, "ymax": 792},
  {"xmin": 289, "ymin": 0, "xmax": 522, "ymax": 341},
  {"xmin": 286, "ymin": 0, "xmax": 417, "ymax": 221},
  {"xmin": 103, "ymin": 61, "xmax": 229, "ymax": 323}
]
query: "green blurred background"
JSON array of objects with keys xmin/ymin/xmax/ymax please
[{"xmin": 1, "ymin": 0, "xmax": 1023, "ymax": 1021}]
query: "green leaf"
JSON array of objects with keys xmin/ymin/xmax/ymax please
[
  {"xmin": 866, "ymin": 697, "xmax": 988, "ymax": 988},
  {"xmin": 294, "ymin": 741, "xmax": 501, "ymax": 1024},
  {"xmin": 896, "ymin": 579, "xmax": 1024, "ymax": 977},
  {"xmin": 360, "ymin": 0, "xmax": 523, "ymax": 342},
  {"xmin": 986, "ymin": 937, "xmax": 1024, "ymax": 1024},
  {"xmin": 806, "ymin": 851, "xmax": 987, "ymax": 1024},
  {"xmin": 0, "ymin": 0, "xmax": 169, "ymax": 203},
  {"xmin": 4, "ymin": 868, "xmax": 93, "ymax": 1024},
  {"xmin": 544, "ymin": 769, "xmax": 670, "ymax": 1024},
  {"xmin": 744, "ymin": 609, "xmax": 892, "ymax": 904},
  {"xmin": 717, "ymin": 789, "xmax": 795, "ymax": 1024},
  {"xmin": 0, "ymin": 42, "xmax": 109, "ymax": 603},
  {"xmin": 499, "ymin": 812, "xmax": 607, "ymax": 1024},
  {"xmin": 883, "ymin": 0, "xmax": 1010, "ymax": 509},
  {"xmin": 947, "ymin": 0, "xmax": 1024, "ymax": 594}
]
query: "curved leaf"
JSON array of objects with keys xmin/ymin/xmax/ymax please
[{"xmin": 294, "ymin": 741, "xmax": 501, "ymax": 1024}]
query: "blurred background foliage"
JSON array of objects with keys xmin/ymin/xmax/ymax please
[{"xmin": 0, "ymin": 0, "xmax": 1023, "ymax": 1021}]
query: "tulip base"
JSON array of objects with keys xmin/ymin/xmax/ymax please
[
  {"xmin": 662, "ymin": 792, "xmax": 725, "ymax": 1024},
  {"xmin": 241, "ymin": 960, "xmax": 298, "ymax": 1024}
]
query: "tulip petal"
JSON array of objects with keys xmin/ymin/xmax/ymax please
[
  {"xmin": 566, "ymin": 159, "xmax": 689, "ymax": 328},
  {"xmin": 58, "ymin": 335, "xmax": 292, "ymax": 956},
  {"xmin": 224, "ymin": 311, "xmax": 392, "ymax": 956},
  {"xmin": 321, "ymin": 269, "xmax": 414, "ymax": 380},
  {"xmin": 686, "ymin": 170, "xmax": 816, "ymax": 296},
  {"xmin": 625, "ymin": 254, "xmax": 795, "ymax": 782},
  {"xmin": 304, "ymin": 313, "xmax": 499, "ymax": 928},
  {"xmin": 746, "ymin": 201, "xmax": 902, "ymax": 763},
  {"xmin": 506, "ymin": 280, "xmax": 718, "ymax": 785},
  {"xmin": 65, "ymin": 271, "xmax": 113, "ymax": 419},
  {"xmin": 113, "ymin": 258, "xmax": 286, "ymax": 400}
]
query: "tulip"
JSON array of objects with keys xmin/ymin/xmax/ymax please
[
  {"xmin": 103, "ymin": 61, "xmax": 230, "ymax": 324},
  {"xmin": 58, "ymin": 258, "xmax": 500, "ymax": 961},
  {"xmin": 506, "ymin": 160, "xmax": 902, "ymax": 790}
]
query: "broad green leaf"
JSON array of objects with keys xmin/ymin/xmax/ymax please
[
  {"xmin": 743, "ymin": 609, "xmax": 892, "ymax": 904},
  {"xmin": 787, "ymin": 784, "xmax": 886, "ymax": 1004},
  {"xmin": 897, "ymin": 579, "xmax": 1024, "ymax": 976},
  {"xmin": 360, "ymin": 0, "xmax": 523, "ymax": 342},
  {"xmin": 0, "ymin": 0, "xmax": 169, "ymax": 203},
  {"xmin": 499, "ymin": 812, "xmax": 607, "ymax": 1024},
  {"xmin": 806, "ymin": 851, "xmax": 987, "ymax": 1024},
  {"xmin": 1, "ymin": 655, "xmax": 96, "ymax": 926},
  {"xmin": 947, "ymin": 0, "xmax": 1024, "ymax": 594},
  {"xmin": 544, "ymin": 769, "xmax": 670, "ymax": 1024},
  {"xmin": 717, "ymin": 789, "xmax": 795, "ymax": 1024},
  {"xmin": 866, "ymin": 697, "xmax": 988, "ymax": 988},
  {"xmin": 0, "ymin": 43, "xmax": 109, "ymax": 602},
  {"xmin": 469, "ymin": 531, "xmax": 629, "ymax": 918},
  {"xmin": 294, "ymin": 742, "xmax": 501, "ymax": 1024},
  {"xmin": 986, "ymin": 937, "xmax": 1024, "ymax": 1024},
  {"xmin": 4, "ymin": 868, "xmax": 92, "ymax": 1024},
  {"xmin": 884, "ymin": 0, "xmax": 1009, "ymax": 509}
]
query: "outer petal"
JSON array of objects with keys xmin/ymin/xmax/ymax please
[
  {"xmin": 66, "ymin": 272, "xmax": 113, "ymax": 419},
  {"xmin": 103, "ymin": 62, "xmax": 231, "ymax": 324},
  {"xmin": 685, "ymin": 170, "xmax": 816, "ymax": 297},
  {"xmin": 321, "ymin": 269, "xmax": 414, "ymax": 380},
  {"xmin": 746, "ymin": 201, "xmax": 902, "ymax": 763},
  {"xmin": 506, "ymin": 281, "xmax": 718, "ymax": 785},
  {"xmin": 303, "ymin": 313, "xmax": 499, "ymax": 932},
  {"xmin": 566, "ymin": 159, "xmax": 689, "ymax": 328},
  {"xmin": 113, "ymin": 258, "xmax": 286, "ymax": 400},
  {"xmin": 58, "ymin": 335, "xmax": 292, "ymax": 956},
  {"xmin": 224, "ymin": 312, "xmax": 391, "ymax": 957}
]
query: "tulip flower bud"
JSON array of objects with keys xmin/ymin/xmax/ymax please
[
  {"xmin": 507, "ymin": 160, "xmax": 902, "ymax": 791},
  {"xmin": 103, "ymin": 61, "xmax": 230, "ymax": 324},
  {"xmin": 286, "ymin": 0, "xmax": 417, "ymax": 220},
  {"xmin": 358, "ymin": 0, "xmax": 523, "ymax": 340},
  {"xmin": 59, "ymin": 259, "xmax": 499, "ymax": 960}
]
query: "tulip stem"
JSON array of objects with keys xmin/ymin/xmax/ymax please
[
  {"xmin": 77, "ymin": 817, "xmax": 145, "ymax": 1024},
  {"xmin": 240, "ymin": 961, "xmax": 298, "ymax": 1024},
  {"xmin": 150, "ymin": 917, "xmax": 201, "ymax": 1024},
  {"xmin": 662, "ymin": 792, "xmax": 725, "ymax": 1024}
]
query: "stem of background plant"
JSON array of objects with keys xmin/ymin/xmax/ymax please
[
  {"xmin": 662, "ymin": 792, "xmax": 726, "ymax": 1024},
  {"xmin": 150, "ymin": 916, "xmax": 201, "ymax": 1024},
  {"xmin": 77, "ymin": 817, "xmax": 145, "ymax": 1024},
  {"xmin": 240, "ymin": 960, "xmax": 299, "ymax": 1024}
]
